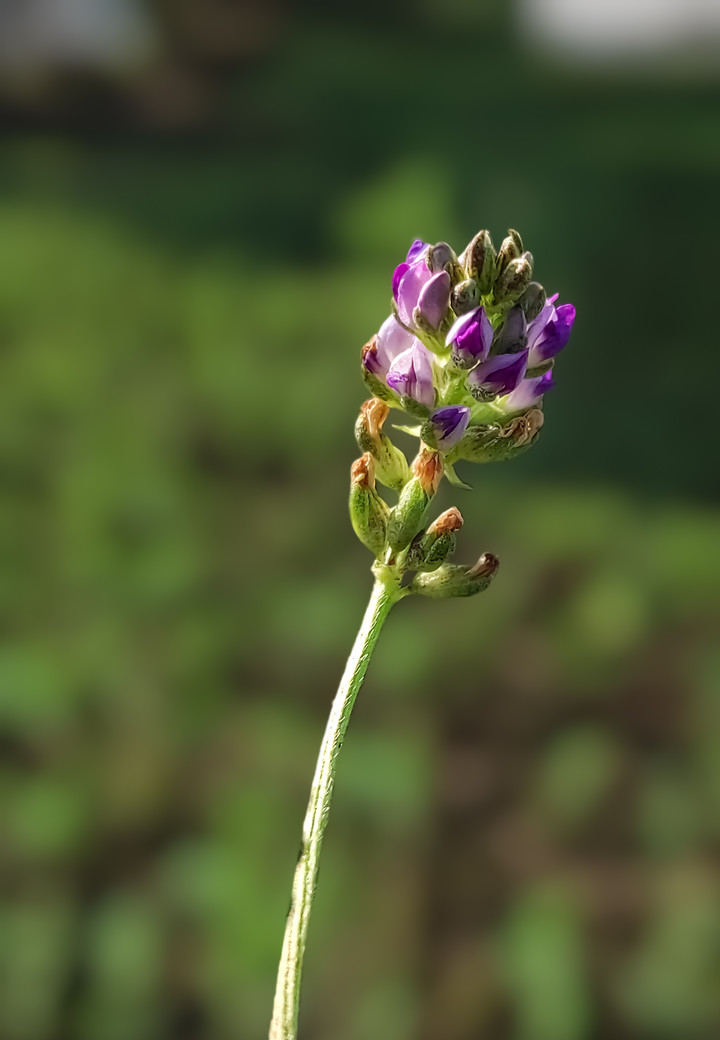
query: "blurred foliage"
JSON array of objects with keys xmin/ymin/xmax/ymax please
[{"xmin": 0, "ymin": 3, "xmax": 719, "ymax": 1040}]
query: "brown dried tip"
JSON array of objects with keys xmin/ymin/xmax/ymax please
[
  {"xmin": 350, "ymin": 453, "xmax": 375, "ymax": 489},
  {"xmin": 428, "ymin": 506, "xmax": 464, "ymax": 536},
  {"xmin": 498, "ymin": 408, "xmax": 544, "ymax": 447},
  {"xmin": 361, "ymin": 335, "xmax": 378, "ymax": 367},
  {"xmin": 467, "ymin": 552, "xmax": 500, "ymax": 580},
  {"xmin": 412, "ymin": 447, "xmax": 444, "ymax": 495},
  {"xmin": 360, "ymin": 397, "xmax": 389, "ymax": 439}
]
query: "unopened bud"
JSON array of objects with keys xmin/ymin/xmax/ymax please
[
  {"xmin": 464, "ymin": 230, "xmax": 496, "ymax": 295},
  {"xmin": 491, "ymin": 305, "xmax": 528, "ymax": 355},
  {"xmin": 386, "ymin": 448, "xmax": 443, "ymax": 552},
  {"xmin": 411, "ymin": 553, "xmax": 499, "ymax": 598},
  {"xmin": 355, "ymin": 399, "xmax": 410, "ymax": 491},
  {"xmin": 451, "ymin": 278, "xmax": 480, "ymax": 315},
  {"xmin": 494, "ymin": 252, "xmax": 533, "ymax": 305},
  {"xmin": 509, "ymin": 229, "xmax": 524, "ymax": 251},
  {"xmin": 428, "ymin": 241, "xmax": 464, "ymax": 283},
  {"xmin": 494, "ymin": 231, "xmax": 523, "ymax": 282},
  {"xmin": 349, "ymin": 454, "xmax": 390, "ymax": 557},
  {"xmin": 518, "ymin": 282, "xmax": 546, "ymax": 322}
]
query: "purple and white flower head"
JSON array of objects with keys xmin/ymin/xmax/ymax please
[
  {"xmin": 353, "ymin": 227, "xmax": 578, "ymax": 576},
  {"xmin": 393, "ymin": 240, "xmax": 451, "ymax": 331},
  {"xmin": 425, "ymin": 406, "xmax": 471, "ymax": 451},
  {"xmin": 467, "ymin": 350, "xmax": 529, "ymax": 400},
  {"xmin": 386, "ymin": 340, "xmax": 436, "ymax": 409},
  {"xmin": 445, "ymin": 306, "xmax": 493, "ymax": 368}
]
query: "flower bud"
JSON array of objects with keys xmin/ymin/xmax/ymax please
[
  {"xmin": 527, "ymin": 302, "xmax": 576, "ymax": 366},
  {"xmin": 421, "ymin": 406, "xmax": 471, "ymax": 451},
  {"xmin": 411, "ymin": 270, "xmax": 451, "ymax": 330},
  {"xmin": 446, "ymin": 306, "xmax": 493, "ymax": 368},
  {"xmin": 518, "ymin": 282, "xmax": 547, "ymax": 322},
  {"xmin": 411, "ymin": 552, "xmax": 499, "ymax": 598},
  {"xmin": 494, "ymin": 231, "xmax": 523, "ymax": 282},
  {"xmin": 355, "ymin": 398, "xmax": 410, "ymax": 490},
  {"xmin": 386, "ymin": 448, "xmax": 443, "ymax": 552},
  {"xmin": 494, "ymin": 252, "xmax": 534, "ymax": 305},
  {"xmin": 467, "ymin": 350, "xmax": 528, "ymax": 401},
  {"xmin": 349, "ymin": 454, "xmax": 390, "ymax": 557},
  {"xmin": 464, "ymin": 230, "xmax": 496, "ymax": 295},
  {"xmin": 501, "ymin": 372, "xmax": 553, "ymax": 413},
  {"xmin": 428, "ymin": 241, "xmax": 464, "ymax": 283},
  {"xmin": 491, "ymin": 305, "xmax": 528, "ymax": 356},
  {"xmin": 450, "ymin": 279, "xmax": 480, "ymax": 316}
]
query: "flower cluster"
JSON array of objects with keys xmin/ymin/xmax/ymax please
[{"xmin": 351, "ymin": 229, "xmax": 576, "ymax": 598}]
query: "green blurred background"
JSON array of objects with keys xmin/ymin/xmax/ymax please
[{"xmin": 0, "ymin": 2, "xmax": 719, "ymax": 1039}]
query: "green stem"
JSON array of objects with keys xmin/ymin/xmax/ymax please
[{"xmin": 269, "ymin": 578, "xmax": 400, "ymax": 1040}]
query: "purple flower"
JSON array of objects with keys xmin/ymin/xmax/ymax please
[
  {"xmin": 374, "ymin": 315, "xmax": 415, "ymax": 376},
  {"xmin": 393, "ymin": 240, "xmax": 451, "ymax": 330},
  {"xmin": 527, "ymin": 293, "xmax": 576, "ymax": 366},
  {"xmin": 406, "ymin": 239, "xmax": 428, "ymax": 264},
  {"xmin": 502, "ymin": 370, "xmax": 554, "ymax": 412},
  {"xmin": 445, "ymin": 306, "xmax": 493, "ymax": 368},
  {"xmin": 386, "ymin": 340, "xmax": 436, "ymax": 408},
  {"xmin": 427, "ymin": 406, "xmax": 471, "ymax": 450},
  {"xmin": 467, "ymin": 350, "xmax": 529, "ymax": 400}
]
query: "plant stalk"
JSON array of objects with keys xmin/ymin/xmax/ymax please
[{"xmin": 269, "ymin": 578, "xmax": 399, "ymax": 1040}]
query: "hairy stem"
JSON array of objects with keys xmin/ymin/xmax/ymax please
[{"xmin": 269, "ymin": 578, "xmax": 399, "ymax": 1040}]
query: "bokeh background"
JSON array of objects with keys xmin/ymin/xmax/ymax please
[{"xmin": 1, "ymin": 2, "xmax": 719, "ymax": 1039}]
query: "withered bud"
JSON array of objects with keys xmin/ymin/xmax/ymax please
[
  {"xmin": 412, "ymin": 447, "xmax": 444, "ymax": 495},
  {"xmin": 497, "ymin": 408, "xmax": 544, "ymax": 447},
  {"xmin": 467, "ymin": 552, "xmax": 500, "ymax": 580},
  {"xmin": 360, "ymin": 398, "xmax": 389, "ymax": 440},
  {"xmin": 351, "ymin": 453, "xmax": 376, "ymax": 490},
  {"xmin": 427, "ymin": 507, "xmax": 464, "ymax": 537}
]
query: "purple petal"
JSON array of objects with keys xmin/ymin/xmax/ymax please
[
  {"xmin": 386, "ymin": 341, "xmax": 435, "ymax": 408},
  {"xmin": 502, "ymin": 370, "xmax": 554, "ymax": 411},
  {"xmin": 396, "ymin": 261, "xmax": 434, "ymax": 326},
  {"xmin": 526, "ymin": 299, "xmax": 555, "ymax": 350},
  {"xmin": 528, "ymin": 303, "xmax": 576, "ymax": 366},
  {"xmin": 406, "ymin": 239, "xmax": 428, "ymax": 264},
  {"xmin": 392, "ymin": 263, "xmax": 409, "ymax": 302},
  {"xmin": 429, "ymin": 405, "xmax": 471, "ymax": 450},
  {"xmin": 446, "ymin": 305, "xmax": 493, "ymax": 365},
  {"xmin": 467, "ymin": 349, "xmax": 529, "ymax": 398},
  {"xmin": 376, "ymin": 315, "xmax": 415, "ymax": 371},
  {"xmin": 417, "ymin": 270, "xmax": 451, "ymax": 329}
]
